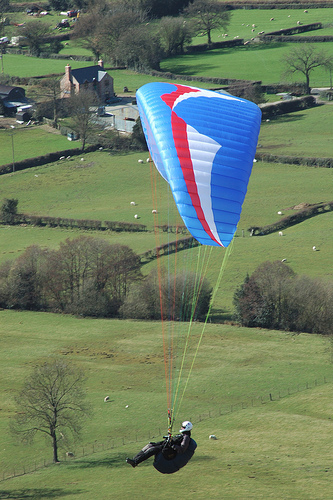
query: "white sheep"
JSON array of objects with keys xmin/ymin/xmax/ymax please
[
  {"xmin": 146, "ymin": 158, "xmax": 150, "ymax": 163},
  {"xmin": 209, "ymin": 435, "xmax": 217, "ymax": 440},
  {"xmin": 59, "ymin": 156, "xmax": 65, "ymax": 160},
  {"xmin": 270, "ymin": 17, "xmax": 274, "ymax": 21},
  {"xmin": 130, "ymin": 201, "xmax": 136, "ymax": 206},
  {"xmin": 152, "ymin": 209, "xmax": 157, "ymax": 214},
  {"xmin": 134, "ymin": 214, "xmax": 138, "ymax": 219},
  {"xmin": 66, "ymin": 452, "xmax": 74, "ymax": 457},
  {"xmin": 138, "ymin": 159, "xmax": 143, "ymax": 163},
  {"xmin": 279, "ymin": 231, "xmax": 283, "ymax": 236},
  {"xmin": 281, "ymin": 258, "xmax": 287, "ymax": 262},
  {"xmin": 104, "ymin": 396, "xmax": 110, "ymax": 402},
  {"xmin": 312, "ymin": 246, "xmax": 317, "ymax": 251},
  {"xmin": 277, "ymin": 211, "xmax": 282, "ymax": 215}
]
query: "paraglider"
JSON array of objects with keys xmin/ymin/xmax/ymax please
[
  {"xmin": 126, "ymin": 421, "xmax": 197, "ymax": 473},
  {"xmin": 136, "ymin": 83, "xmax": 261, "ymax": 247},
  {"xmin": 131, "ymin": 82, "xmax": 261, "ymax": 473}
]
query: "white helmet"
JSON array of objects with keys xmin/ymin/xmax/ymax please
[{"xmin": 180, "ymin": 421, "xmax": 193, "ymax": 433}]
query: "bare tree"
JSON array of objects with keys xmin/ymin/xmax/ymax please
[
  {"xmin": 68, "ymin": 89, "xmax": 100, "ymax": 151},
  {"xmin": 184, "ymin": 0, "xmax": 230, "ymax": 47},
  {"xmin": 283, "ymin": 44, "xmax": 333, "ymax": 95},
  {"xmin": 11, "ymin": 359, "xmax": 90, "ymax": 463}
]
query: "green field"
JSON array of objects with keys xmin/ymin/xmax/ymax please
[
  {"xmin": 1, "ymin": 311, "xmax": 333, "ymax": 499},
  {"xmin": 1, "ymin": 6, "xmax": 333, "ymax": 499},
  {"xmin": 161, "ymin": 41, "xmax": 333, "ymax": 87},
  {"xmin": 0, "ymin": 126, "xmax": 80, "ymax": 165},
  {"xmin": 0, "ymin": 137, "xmax": 332, "ymax": 313}
]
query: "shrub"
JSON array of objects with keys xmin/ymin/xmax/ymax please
[
  {"xmin": 121, "ymin": 269, "xmax": 212, "ymax": 321},
  {"xmin": 233, "ymin": 261, "xmax": 333, "ymax": 335},
  {"xmin": 1, "ymin": 198, "xmax": 18, "ymax": 224}
]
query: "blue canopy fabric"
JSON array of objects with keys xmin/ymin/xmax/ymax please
[{"xmin": 136, "ymin": 83, "xmax": 261, "ymax": 247}]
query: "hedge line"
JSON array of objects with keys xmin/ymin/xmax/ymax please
[
  {"xmin": 262, "ymin": 22, "xmax": 322, "ymax": 37},
  {"xmin": 2, "ymin": 213, "xmax": 148, "ymax": 233},
  {"xmin": 259, "ymin": 96, "xmax": 316, "ymax": 119},
  {"xmin": 224, "ymin": 1, "xmax": 333, "ymax": 9},
  {"xmin": 248, "ymin": 201, "xmax": 333, "ymax": 236},
  {"xmin": 0, "ymin": 144, "xmax": 101, "ymax": 175},
  {"xmin": 148, "ymin": 69, "xmax": 261, "ymax": 87},
  {"xmin": 262, "ymin": 35, "xmax": 333, "ymax": 42},
  {"xmin": 140, "ymin": 236, "xmax": 199, "ymax": 263},
  {"xmin": 255, "ymin": 152, "xmax": 333, "ymax": 168}
]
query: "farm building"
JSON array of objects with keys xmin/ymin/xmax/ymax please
[
  {"xmin": 0, "ymin": 84, "xmax": 32, "ymax": 116},
  {"xmin": 60, "ymin": 60, "xmax": 115, "ymax": 102}
]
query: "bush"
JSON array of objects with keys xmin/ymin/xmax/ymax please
[
  {"xmin": 120, "ymin": 269, "xmax": 212, "ymax": 321},
  {"xmin": 1, "ymin": 198, "xmax": 18, "ymax": 224},
  {"xmin": 233, "ymin": 261, "xmax": 333, "ymax": 335}
]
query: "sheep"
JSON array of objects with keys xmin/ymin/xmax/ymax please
[
  {"xmin": 130, "ymin": 201, "xmax": 136, "ymax": 206},
  {"xmin": 209, "ymin": 435, "xmax": 218, "ymax": 440},
  {"xmin": 152, "ymin": 209, "xmax": 157, "ymax": 214},
  {"xmin": 134, "ymin": 214, "xmax": 138, "ymax": 219},
  {"xmin": 80, "ymin": 158, "xmax": 85, "ymax": 161},
  {"xmin": 312, "ymin": 246, "xmax": 317, "ymax": 251},
  {"xmin": 279, "ymin": 231, "xmax": 283, "ymax": 236},
  {"xmin": 304, "ymin": 9, "xmax": 308, "ymax": 13},
  {"xmin": 244, "ymin": 41, "xmax": 250, "ymax": 45},
  {"xmin": 66, "ymin": 452, "xmax": 74, "ymax": 458},
  {"xmin": 270, "ymin": 17, "xmax": 274, "ymax": 21},
  {"xmin": 252, "ymin": 24, "xmax": 256, "ymax": 28},
  {"xmin": 296, "ymin": 21, "xmax": 302, "ymax": 25},
  {"xmin": 281, "ymin": 258, "xmax": 287, "ymax": 262},
  {"xmin": 104, "ymin": 396, "xmax": 110, "ymax": 402},
  {"xmin": 59, "ymin": 156, "xmax": 65, "ymax": 160},
  {"xmin": 146, "ymin": 158, "xmax": 150, "ymax": 163},
  {"xmin": 138, "ymin": 159, "xmax": 143, "ymax": 163},
  {"xmin": 277, "ymin": 211, "xmax": 282, "ymax": 215}
]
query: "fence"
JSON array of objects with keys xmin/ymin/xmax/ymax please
[{"xmin": 1, "ymin": 375, "xmax": 332, "ymax": 482}]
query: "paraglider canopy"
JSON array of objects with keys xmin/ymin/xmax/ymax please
[{"xmin": 136, "ymin": 83, "xmax": 261, "ymax": 247}]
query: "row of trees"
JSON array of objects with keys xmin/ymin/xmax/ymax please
[
  {"xmin": 233, "ymin": 261, "xmax": 333, "ymax": 336},
  {"xmin": 0, "ymin": 235, "xmax": 212, "ymax": 320},
  {"xmin": 70, "ymin": 0, "xmax": 230, "ymax": 68}
]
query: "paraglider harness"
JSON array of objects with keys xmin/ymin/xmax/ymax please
[
  {"xmin": 152, "ymin": 411, "xmax": 197, "ymax": 474},
  {"xmin": 159, "ymin": 434, "xmax": 183, "ymax": 461}
]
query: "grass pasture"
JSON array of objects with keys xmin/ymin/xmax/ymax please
[
  {"xmin": 0, "ymin": 143, "xmax": 332, "ymax": 312},
  {"xmin": 161, "ymin": 41, "xmax": 333, "ymax": 87},
  {"xmin": 0, "ymin": 126, "xmax": 79, "ymax": 166},
  {"xmin": 258, "ymin": 104, "xmax": 333, "ymax": 157},
  {"xmin": 0, "ymin": 311, "xmax": 333, "ymax": 499}
]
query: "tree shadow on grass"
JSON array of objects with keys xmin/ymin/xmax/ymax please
[{"xmin": 0, "ymin": 488, "xmax": 84, "ymax": 499}]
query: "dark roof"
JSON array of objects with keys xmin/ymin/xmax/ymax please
[
  {"xmin": 0, "ymin": 85, "xmax": 25, "ymax": 100},
  {"xmin": 71, "ymin": 65, "xmax": 107, "ymax": 84}
]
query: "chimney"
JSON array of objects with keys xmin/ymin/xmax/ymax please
[
  {"xmin": 98, "ymin": 59, "xmax": 104, "ymax": 69},
  {"xmin": 65, "ymin": 64, "xmax": 71, "ymax": 81}
]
